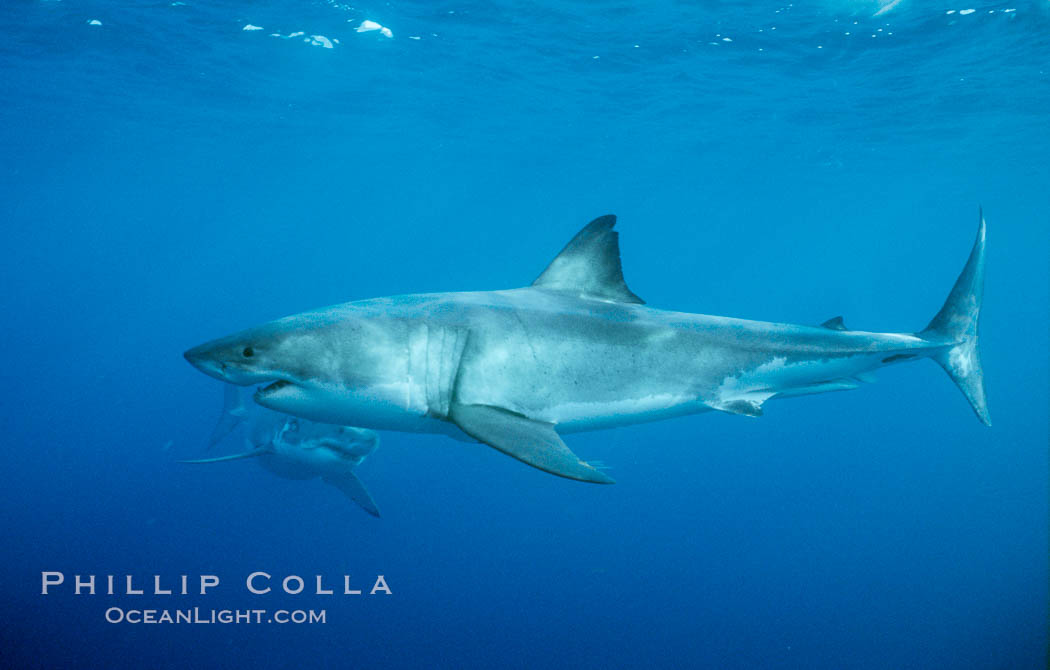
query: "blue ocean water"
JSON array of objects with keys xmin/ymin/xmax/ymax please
[{"xmin": 1, "ymin": 0, "xmax": 1047, "ymax": 667}]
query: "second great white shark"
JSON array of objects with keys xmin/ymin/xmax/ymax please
[
  {"xmin": 184, "ymin": 213, "xmax": 989, "ymax": 484},
  {"xmin": 180, "ymin": 386, "xmax": 382, "ymax": 517}
]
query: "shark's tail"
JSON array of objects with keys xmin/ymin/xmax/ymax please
[{"xmin": 919, "ymin": 209, "xmax": 990, "ymax": 426}]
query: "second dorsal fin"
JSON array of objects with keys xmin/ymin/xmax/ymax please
[
  {"xmin": 821, "ymin": 316, "xmax": 848, "ymax": 331},
  {"xmin": 531, "ymin": 215, "xmax": 644, "ymax": 304}
]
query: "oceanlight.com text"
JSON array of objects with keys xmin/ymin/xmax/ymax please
[{"xmin": 104, "ymin": 607, "xmax": 326, "ymax": 624}]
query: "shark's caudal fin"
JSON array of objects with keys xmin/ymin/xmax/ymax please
[{"xmin": 920, "ymin": 210, "xmax": 990, "ymax": 426}]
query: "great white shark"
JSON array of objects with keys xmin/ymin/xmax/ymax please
[
  {"xmin": 181, "ymin": 386, "xmax": 381, "ymax": 516},
  {"xmin": 185, "ymin": 212, "xmax": 989, "ymax": 484}
]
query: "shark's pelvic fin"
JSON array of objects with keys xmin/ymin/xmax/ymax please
[
  {"xmin": 714, "ymin": 398, "xmax": 765, "ymax": 417},
  {"xmin": 920, "ymin": 209, "xmax": 990, "ymax": 426},
  {"xmin": 449, "ymin": 402, "xmax": 615, "ymax": 484},
  {"xmin": 820, "ymin": 316, "xmax": 848, "ymax": 331},
  {"xmin": 532, "ymin": 214, "xmax": 645, "ymax": 305},
  {"xmin": 323, "ymin": 471, "xmax": 381, "ymax": 517}
]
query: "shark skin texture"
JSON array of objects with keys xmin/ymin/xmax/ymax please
[{"xmin": 184, "ymin": 212, "xmax": 989, "ymax": 484}]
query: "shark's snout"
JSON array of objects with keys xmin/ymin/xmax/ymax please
[
  {"xmin": 184, "ymin": 344, "xmax": 228, "ymax": 381},
  {"xmin": 183, "ymin": 337, "xmax": 277, "ymax": 386}
]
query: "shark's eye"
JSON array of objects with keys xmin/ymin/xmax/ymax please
[{"xmin": 242, "ymin": 346, "xmax": 254, "ymax": 358}]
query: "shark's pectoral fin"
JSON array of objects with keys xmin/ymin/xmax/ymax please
[
  {"xmin": 178, "ymin": 449, "xmax": 265, "ymax": 464},
  {"xmin": 322, "ymin": 471, "xmax": 381, "ymax": 517},
  {"xmin": 449, "ymin": 403, "xmax": 615, "ymax": 484}
]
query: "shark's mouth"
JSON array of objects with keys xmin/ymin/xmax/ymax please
[
  {"xmin": 254, "ymin": 379, "xmax": 297, "ymax": 407},
  {"xmin": 260, "ymin": 379, "xmax": 293, "ymax": 395}
]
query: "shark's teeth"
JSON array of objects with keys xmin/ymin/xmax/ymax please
[{"xmin": 261, "ymin": 379, "xmax": 291, "ymax": 394}]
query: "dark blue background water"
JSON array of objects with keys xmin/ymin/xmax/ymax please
[{"xmin": 2, "ymin": 1, "xmax": 1047, "ymax": 668}]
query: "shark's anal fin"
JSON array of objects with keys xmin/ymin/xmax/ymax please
[
  {"xmin": 531, "ymin": 215, "xmax": 644, "ymax": 304},
  {"xmin": 323, "ymin": 472, "xmax": 381, "ymax": 518},
  {"xmin": 820, "ymin": 316, "xmax": 848, "ymax": 331},
  {"xmin": 449, "ymin": 403, "xmax": 615, "ymax": 484}
]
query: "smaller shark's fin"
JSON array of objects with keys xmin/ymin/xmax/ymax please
[
  {"xmin": 208, "ymin": 385, "xmax": 248, "ymax": 450},
  {"xmin": 449, "ymin": 402, "xmax": 615, "ymax": 484},
  {"xmin": 820, "ymin": 316, "xmax": 848, "ymax": 331},
  {"xmin": 323, "ymin": 472, "xmax": 380, "ymax": 517},
  {"xmin": 532, "ymin": 215, "xmax": 644, "ymax": 305},
  {"xmin": 178, "ymin": 449, "xmax": 265, "ymax": 464}
]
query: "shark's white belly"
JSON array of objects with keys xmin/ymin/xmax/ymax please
[
  {"xmin": 545, "ymin": 394, "xmax": 711, "ymax": 431},
  {"xmin": 453, "ymin": 316, "xmax": 903, "ymax": 430}
]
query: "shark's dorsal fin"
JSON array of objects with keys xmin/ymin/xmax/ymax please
[
  {"xmin": 820, "ymin": 316, "xmax": 848, "ymax": 331},
  {"xmin": 532, "ymin": 215, "xmax": 644, "ymax": 304}
]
